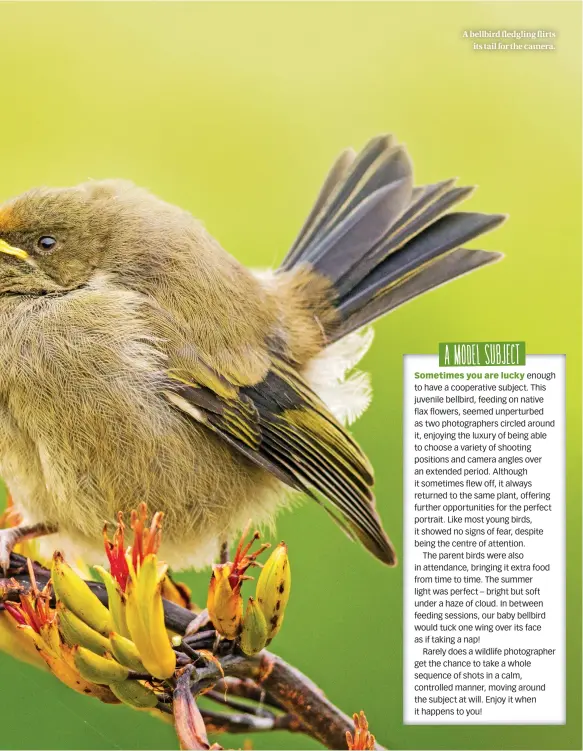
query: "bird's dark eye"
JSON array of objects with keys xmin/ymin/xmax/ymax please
[{"xmin": 37, "ymin": 236, "xmax": 57, "ymax": 253}]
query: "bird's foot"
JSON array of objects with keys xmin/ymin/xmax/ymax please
[
  {"xmin": 0, "ymin": 523, "xmax": 58, "ymax": 576},
  {"xmin": 185, "ymin": 608, "xmax": 211, "ymax": 637}
]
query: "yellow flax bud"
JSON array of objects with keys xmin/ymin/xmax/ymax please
[
  {"xmin": 51, "ymin": 552, "xmax": 113, "ymax": 637},
  {"xmin": 239, "ymin": 597, "xmax": 268, "ymax": 656},
  {"xmin": 109, "ymin": 632, "xmax": 147, "ymax": 673},
  {"xmin": 94, "ymin": 565, "xmax": 130, "ymax": 639},
  {"xmin": 72, "ymin": 645, "xmax": 129, "ymax": 685},
  {"xmin": 109, "ymin": 680, "xmax": 159, "ymax": 709},
  {"xmin": 57, "ymin": 605, "xmax": 112, "ymax": 656},
  {"xmin": 255, "ymin": 542, "xmax": 291, "ymax": 640},
  {"xmin": 125, "ymin": 554, "xmax": 176, "ymax": 680}
]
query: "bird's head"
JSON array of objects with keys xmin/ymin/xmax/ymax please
[{"xmin": 0, "ymin": 180, "xmax": 182, "ymax": 297}]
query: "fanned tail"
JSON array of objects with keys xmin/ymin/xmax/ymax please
[{"xmin": 280, "ymin": 135, "xmax": 505, "ymax": 343}]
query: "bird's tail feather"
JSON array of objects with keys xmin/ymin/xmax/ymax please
[{"xmin": 280, "ymin": 136, "xmax": 505, "ymax": 343}]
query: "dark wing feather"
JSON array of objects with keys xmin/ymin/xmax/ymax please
[{"xmin": 165, "ymin": 355, "xmax": 395, "ymax": 565}]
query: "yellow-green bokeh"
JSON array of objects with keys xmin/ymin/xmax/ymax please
[{"xmin": 0, "ymin": 2, "xmax": 580, "ymax": 750}]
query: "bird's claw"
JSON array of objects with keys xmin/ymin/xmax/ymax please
[
  {"xmin": 0, "ymin": 523, "xmax": 57, "ymax": 577},
  {"xmin": 0, "ymin": 528, "xmax": 17, "ymax": 577},
  {"xmin": 185, "ymin": 608, "xmax": 211, "ymax": 637}
]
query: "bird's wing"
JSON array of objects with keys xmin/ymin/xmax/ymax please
[{"xmin": 164, "ymin": 351, "xmax": 395, "ymax": 565}]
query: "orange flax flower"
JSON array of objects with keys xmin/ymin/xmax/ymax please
[
  {"xmin": 4, "ymin": 561, "xmax": 117, "ymax": 702},
  {"xmin": 346, "ymin": 711, "xmax": 376, "ymax": 750},
  {"xmin": 103, "ymin": 503, "xmax": 163, "ymax": 591},
  {"xmin": 3, "ymin": 560, "xmax": 53, "ymax": 634},
  {"xmin": 207, "ymin": 523, "xmax": 270, "ymax": 640}
]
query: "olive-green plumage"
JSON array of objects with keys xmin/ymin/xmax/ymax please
[{"xmin": 0, "ymin": 135, "xmax": 505, "ymax": 570}]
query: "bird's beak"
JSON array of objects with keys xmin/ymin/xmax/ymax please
[{"xmin": 0, "ymin": 239, "xmax": 29, "ymax": 260}]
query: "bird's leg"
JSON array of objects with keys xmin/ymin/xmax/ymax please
[{"xmin": 0, "ymin": 522, "xmax": 58, "ymax": 575}]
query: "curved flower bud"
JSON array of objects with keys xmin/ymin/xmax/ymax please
[
  {"xmin": 94, "ymin": 565, "xmax": 130, "ymax": 639},
  {"xmin": 239, "ymin": 597, "xmax": 268, "ymax": 656},
  {"xmin": 256, "ymin": 542, "xmax": 291, "ymax": 640},
  {"xmin": 109, "ymin": 632, "xmax": 147, "ymax": 673},
  {"xmin": 57, "ymin": 604, "xmax": 112, "ymax": 656},
  {"xmin": 51, "ymin": 552, "xmax": 113, "ymax": 637},
  {"xmin": 125, "ymin": 554, "xmax": 176, "ymax": 680},
  {"xmin": 109, "ymin": 679, "xmax": 159, "ymax": 709},
  {"xmin": 72, "ymin": 645, "xmax": 129, "ymax": 684}
]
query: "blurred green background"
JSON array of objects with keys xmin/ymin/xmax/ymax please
[{"xmin": 0, "ymin": 2, "xmax": 580, "ymax": 750}]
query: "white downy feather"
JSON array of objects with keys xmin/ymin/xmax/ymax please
[{"xmin": 303, "ymin": 328, "xmax": 374, "ymax": 425}]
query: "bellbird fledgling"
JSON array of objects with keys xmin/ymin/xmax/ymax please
[{"xmin": 0, "ymin": 135, "xmax": 505, "ymax": 571}]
